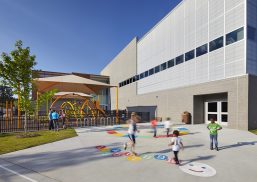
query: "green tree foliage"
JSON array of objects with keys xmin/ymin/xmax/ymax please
[
  {"xmin": 0, "ymin": 85, "xmax": 13, "ymax": 102},
  {"xmin": 0, "ymin": 40, "xmax": 37, "ymax": 132},
  {"xmin": 38, "ymin": 89, "xmax": 58, "ymax": 113}
]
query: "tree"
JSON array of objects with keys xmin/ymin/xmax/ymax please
[
  {"xmin": 0, "ymin": 40, "xmax": 37, "ymax": 132},
  {"xmin": 0, "ymin": 85, "xmax": 14, "ymax": 102},
  {"xmin": 38, "ymin": 89, "xmax": 58, "ymax": 114}
]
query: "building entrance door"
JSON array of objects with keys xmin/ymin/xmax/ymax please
[{"xmin": 205, "ymin": 101, "xmax": 228, "ymax": 125}]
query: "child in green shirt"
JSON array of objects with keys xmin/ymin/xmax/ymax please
[{"xmin": 207, "ymin": 118, "xmax": 222, "ymax": 151}]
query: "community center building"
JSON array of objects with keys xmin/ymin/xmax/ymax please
[{"xmin": 101, "ymin": 0, "xmax": 257, "ymax": 130}]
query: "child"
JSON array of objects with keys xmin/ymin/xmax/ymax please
[
  {"xmin": 168, "ymin": 130, "xmax": 184, "ymax": 165},
  {"xmin": 124, "ymin": 112, "xmax": 140, "ymax": 155},
  {"xmin": 164, "ymin": 117, "xmax": 171, "ymax": 137},
  {"xmin": 151, "ymin": 117, "xmax": 157, "ymax": 137},
  {"xmin": 207, "ymin": 118, "xmax": 222, "ymax": 151}
]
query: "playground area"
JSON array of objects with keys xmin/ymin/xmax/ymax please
[{"xmin": 1, "ymin": 124, "xmax": 257, "ymax": 182}]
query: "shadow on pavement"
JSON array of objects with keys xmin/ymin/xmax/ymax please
[
  {"xmin": 0, "ymin": 142, "xmax": 124, "ymax": 181},
  {"xmin": 219, "ymin": 141, "xmax": 257, "ymax": 150},
  {"xmin": 180, "ymin": 155, "xmax": 216, "ymax": 166}
]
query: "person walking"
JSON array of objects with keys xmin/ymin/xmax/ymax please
[
  {"xmin": 124, "ymin": 112, "xmax": 140, "ymax": 155},
  {"xmin": 207, "ymin": 118, "xmax": 222, "ymax": 151},
  {"xmin": 51, "ymin": 110, "xmax": 59, "ymax": 131},
  {"xmin": 151, "ymin": 117, "xmax": 158, "ymax": 137},
  {"xmin": 48, "ymin": 109, "xmax": 53, "ymax": 130},
  {"xmin": 164, "ymin": 117, "xmax": 171, "ymax": 137},
  {"xmin": 168, "ymin": 130, "xmax": 184, "ymax": 165}
]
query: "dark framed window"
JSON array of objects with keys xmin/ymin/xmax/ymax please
[
  {"xmin": 129, "ymin": 78, "xmax": 133, "ymax": 83},
  {"xmin": 149, "ymin": 68, "xmax": 154, "ymax": 76},
  {"xmin": 144, "ymin": 70, "xmax": 149, "ymax": 77},
  {"xmin": 167, "ymin": 59, "xmax": 175, "ymax": 68},
  {"xmin": 176, "ymin": 55, "xmax": 184, "ymax": 65},
  {"xmin": 248, "ymin": 26, "xmax": 256, "ymax": 41},
  {"xmin": 123, "ymin": 81, "xmax": 126, "ymax": 86},
  {"xmin": 226, "ymin": 27, "xmax": 244, "ymax": 45},
  {"xmin": 119, "ymin": 83, "xmax": 122, "ymax": 87},
  {"xmin": 126, "ymin": 79, "xmax": 129, "ymax": 85},
  {"xmin": 136, "ymin": 75, "xmax": 139, "ymax": 81},
  {"xmin": 161, "ymin": 62, "xmax": 167, "ymax": 71},
  {"xmin": 154, "ymin": 65, "xmax": 160, "ymax": 73},
  {"xmin": 132, "ymin": 76, "xmax": 136, "ymax": 82},
  {"xmin": 209, "ymin": 36, "xmax": 224, "ymax": 52},
  {"xmin": 140, "ymin": 73, "xmax": 144, "ymax": 79},
  {"xmin": 196, "ymin": 44, "xmax": 208, "ymax": 57},
  {"xmin": 185, "ymin": 50, "xmax": 195, "ymax": 61}
]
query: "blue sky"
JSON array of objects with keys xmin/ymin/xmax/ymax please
[{"xmin": 0, "ymin": 0, "xmax": 181, "ymax": 75}]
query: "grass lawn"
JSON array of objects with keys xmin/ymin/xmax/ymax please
[
  {"xmin": 0, "ymin": 129, "xmax": 77, "ymax": 155},
  {"xmin": 250, "ymin": 129, "xmax": 257, "ymax": 135}
]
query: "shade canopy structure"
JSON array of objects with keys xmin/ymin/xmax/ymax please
[
  {"xmin": 53, "ymin": 92, "xmax": 93, "ymax": 99},
  {"xmin": 34, "ymin": 74, "xmax": 116, "ymax": 94}
]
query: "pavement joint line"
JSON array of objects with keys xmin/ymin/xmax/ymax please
[{"xmin": 0, "ymin": 157, "xmax": 62, "ymax": 182}]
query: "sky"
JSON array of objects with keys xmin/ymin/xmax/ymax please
[{"xmin": 0, "ymin": 0, "xmax": 181, "ymax": 75}]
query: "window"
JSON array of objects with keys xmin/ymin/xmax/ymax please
[
  {"xmin": 140, "ymin": 73, "xmax": 144, "ymax": 79},
  {"xmin": 144, "ymin": 71, "xmax": 149, "ymax": 77},
  {"xmin": 123, "ymin": 81, "xmax": 127, "ymax": 86},
  {"xmin": 149, "ymin": 68, "xmax": 154, "ymax": 75},
  {"xmin": 129, "ymin": 78, "xmax": 133, "ymax": 83},
  {"xmin": 161, "ymin": 62, "xmax": 167, "ymax": 71},
  {"xmin": 154, "ymin": 65, "xmax": 160, "ymax": 73},
  {"xmin": 196, "ymin": 44, "xmax": 208, "ymax": 57},
  {"xmin": 176, "ymin": 55, "xmax": 184, "ymax": 65},
  {"xmin": 185, "ymin": 50, "xmax": 195, "ymax": 61},
  {"xmin": 167, "ymin": 59, "xmax": 175, "ymax": 68},
  {"xmin": 226, "ymin": 27, "xmax": 244, "ymax": 45},
  {"xmin": 136, "ymin": 75, "xmax": 139, "ymax": 81},
  {"xmin": 209, "ymin": 36, "xmax": 224, "ymax": 52},
  {"xmin": 119, "ymin": 83, "xmax": 122, "ymax": 87},
  {"xmin": 132, "ymin": 76, "xmax": 136, "ymax": 82},
  {"xmin": 126, "ymin": 79, "xmax": 129, "ymax": 85},
  {"xmin": 248, "ymin": 26, "xmax": 256, "ymax": 41}
]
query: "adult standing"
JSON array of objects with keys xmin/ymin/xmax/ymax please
[
  {"xmin": 48, "ymin": 109, "xmax": 53, "ymax": 130},
  {"xmin": 124, "ymin": 112, "xmax": 140, "ymax": 155},
  {"xmin": 51, "ymin": 110, "xmax": 59, "ymax": 131},
  {"xmin": 60, "ymin": 110, "xmax": 66, "ymax": 129},
  {"xmin": 207, "ymin": 118, "xmax": 222, "ymax": 151}
]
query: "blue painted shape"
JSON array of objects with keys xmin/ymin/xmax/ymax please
[
  {"xmin": 154, "ymin": 154, "xmax": 168, "ymax": 161},
  {"xmin": 110, "ymin": 148, "xmax": 122, "ymax": 153},
  {"xmin": 176, "ymin": 128, "xmax": 189, "ymax": 131},
  {"xmin": 123, "ymin": 134, "xmax": 138, "ymax": 138},
  {"xmin": 157, "ymin": 124, "xmax": 164, "ymax": 128}
]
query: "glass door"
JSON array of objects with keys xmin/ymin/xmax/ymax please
[{"xmin": 205, "ymin": 101, "xmax": 228, "ymax": 125}]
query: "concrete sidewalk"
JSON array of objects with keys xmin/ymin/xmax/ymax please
[{"xmin": 1, "ymin": 124, "xmax": 257, "ymax": 182}]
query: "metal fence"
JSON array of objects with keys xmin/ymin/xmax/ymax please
[{"xmin": 0, "ymin": 106, "xmax": 150, "ymax": 133}]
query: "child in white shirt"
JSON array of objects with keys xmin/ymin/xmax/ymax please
[{"xmin": 168, "ymin": 130, "xmax": 184, "ymax": 164}]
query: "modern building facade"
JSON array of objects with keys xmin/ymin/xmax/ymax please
[{"xmin": 101, "ymin": 0, "xmax": 257, "ymax": 130}]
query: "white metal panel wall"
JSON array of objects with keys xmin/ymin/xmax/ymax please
[{"xmin": 137, "ymin": 0, "xmax": 246, "ymax": 95}]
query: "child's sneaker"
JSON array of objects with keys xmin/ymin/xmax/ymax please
[{"xmin": 123, "ymin": 142, "xmax": 127, "ymax": 150}]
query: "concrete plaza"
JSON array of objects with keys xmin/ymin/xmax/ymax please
[{"xmin": 1, "ymin": 124, "xmax": 257, "ymax": 182}]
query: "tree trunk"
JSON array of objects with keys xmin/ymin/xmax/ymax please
[{"xmin": 24, "ymin": 111, "xmax": 27, "ymax": 133}]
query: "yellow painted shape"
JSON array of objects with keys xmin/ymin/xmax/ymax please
[
  {"xmin": 113, "ymin": 133, "xmax": 124, "ymax": 137},
  {"xmin": 127, "ymin": 156, "xmax": 142, "ymax": 162},
  {"xmin": 100, "ymin": 148, "xmax": 110, "ymax": 152}
]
